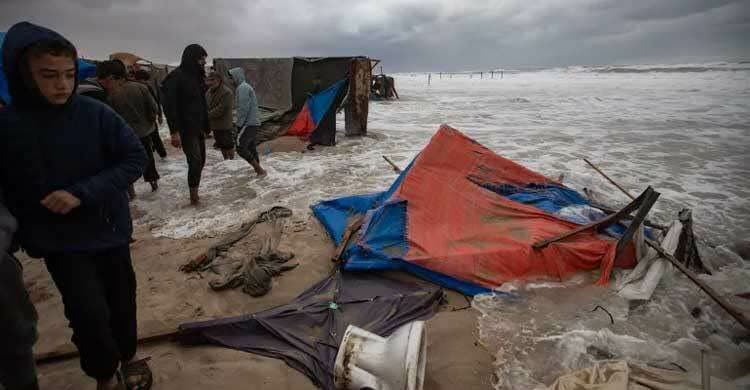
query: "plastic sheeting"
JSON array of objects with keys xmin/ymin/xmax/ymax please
[
  {"xmin": 287, "ymin": 79, "xmax": 347, "ymax": 142},
  {"xmin": 177, "ymin": 270, "xmax": 442, "ymax": 390},
  {"xmin": 547, "ymin": 360, "xmax": 731, "ymax": 390},
  {"xmin": 617, "ymin": 221, "xmax": 682, "ymax": 301},
  {"xmin": 313, "ymin": 125, "xmax": 637, "ymax": 295}
]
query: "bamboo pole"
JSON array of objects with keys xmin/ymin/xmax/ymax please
[
  {"xmin": 583, "ymin": 158, "xmax": 635, "ymax": 200},
  {"xmin": 646, "ymin": 238, "xmax": 750, "ymax": 329},
  {"xmin": 382, "ymin": 155, "xmax": 402, "ymax": 173}
]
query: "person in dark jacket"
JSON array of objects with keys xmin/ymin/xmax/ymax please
[
  {"xmin": 0, "ymin": 22, "xmax": 150, "ymax": 390},
  {"xmin": 0, "ymin": 189, "xmax": 39, "ymax": 390},
  {"xmin": 132, "ymin": 69, "xmax": 168, "ymax": 160},
  {"xmin": 161, "ymin": 44, "xmax": 209, "ymax": 205},
  {"xmin": 206, "ymin": 71, "xmax": 235, "ymax": 160},
  {"xmin": 98, "ymin": 60, "xmax": 160, "ymax": 192}
]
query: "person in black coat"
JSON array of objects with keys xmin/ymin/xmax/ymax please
[
  {"xmin": 161, "ymin": 44, "xmax": 209, "ymax": 205},
  {"xmin": 0, "ymin": 22, "xmax": 150, "ymax": 390}
]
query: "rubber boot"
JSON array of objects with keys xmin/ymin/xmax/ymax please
[
  {"xmin": 227, "ymin": 149, "xmax": 236, "ymax": 160},
  {"xmin": 150, "ymin": 181, "xmax": 159, "ymax": 192},
  {"xmin": 189, "ymin": 187, "xmax": 200, "ymax": 206}
]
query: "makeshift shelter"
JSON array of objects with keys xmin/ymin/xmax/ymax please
[
  {"xmin": 0, "ymin": 31, "xmax": 96, "ymax": 105},
  {"xmin": 213, "ymin": 56, "xmax": 376, "ymax": 145},
  {"xmin": 177, "ymin": 269, "xmax": 442, "ymax": 390},
  {"xmin": 313, "ymin": 125, "xmax": 641, "ymax": 295}
]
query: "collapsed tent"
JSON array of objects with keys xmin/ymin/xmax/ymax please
[
  {"xmin": 0, "ymin": 31, "xmax": 96, "ymax": 104},
  {"xmin": 177, "ymin": 270, "xmax": 442, "ymax": 390},
  {"xmin": 213, "ymin": 57, "xmax": 373, "ymax": 144},
  {"xmin": 313, "ymin": 125, "xmax": 639, "ymax": 295},
  {"xmin": 286, "ymin": 79, "xmax": 349, "ymax": 146}
]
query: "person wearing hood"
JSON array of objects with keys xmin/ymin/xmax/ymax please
[
  {"xmin": 161, "ymin": 44, "xmax": 209, "ymax": 205},
  {"xmin": 0, "ymin": 22, "xmax": 150, "ymax": 390},
  {"xmin": 229, "ymin": 67, "xmax": 267, "ymax": 177},
  {"xmin": 132, "ymin": 69, "xmax": 168, "ymax": 160},
  {"xmin": 97, "ymin": 60, "xmax": 161, "ymax": 193},
  {"xmin": 206, "ymin": 71, "xmax": 235, "ymax": 160}
]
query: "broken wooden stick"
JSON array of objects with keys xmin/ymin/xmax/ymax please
[
  {"xmin": 646, "ymin": 238, "xmax": 750, "ymax": 330},
  {"xmin": 583, "ymin": 158, "xmax": 717, "ymax": 251},
  {"xmin": 382, "ymin": 155, "xmax": 402, "ymax": 173},
  {"xmin": 332, "ymin": 216, "xmax": 364, "ymax": 263},
  {"xmin": 533, "ymin": 186, "xmax": 658, "ymax": 250},
  {"xmin": 583, "ymin": 158, "xmax": 635, "ymax": 200},
  {"xmin": 36, "ymin": 328, "xmax": 180, "ymax": 366}
]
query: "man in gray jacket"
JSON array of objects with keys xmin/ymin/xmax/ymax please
[
  {"xmin": 229, "ymin": 67, "xmax": 267, "ymax": 177},
  {"xmin": 0, "ymin": 189, "xmax": 39, "ymax": 390}
]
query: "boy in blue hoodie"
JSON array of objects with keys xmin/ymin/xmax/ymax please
[{"xmin": 0, "ymin": 22, "xmax": 150, "ymax": 390}]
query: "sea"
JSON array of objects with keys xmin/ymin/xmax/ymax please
[{"xmin": 133, "ymin": 62, "xmax": 750, "ymax": 388}]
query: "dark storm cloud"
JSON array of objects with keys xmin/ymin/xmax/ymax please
[{"xmin": 1, "ymin": 0, "xmax": 748, "ymax": 71}]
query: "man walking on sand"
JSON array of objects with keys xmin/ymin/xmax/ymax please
[
  {"xmin": 229, "ymin": 67, "xmax": 267, "ymax": 177},
  {"xmin": 162, "ymin": 44, "xmax": 210, "ymax": 205},
  {"xmin": 98, "ymin": 60, "xmax": 161, "ymax": 193},
  {"xmin": 0, "ymin": 22, "xmax": 151, "ymax": 390}
]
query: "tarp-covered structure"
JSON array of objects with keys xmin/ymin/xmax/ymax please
[
  {"xmin": 0, "ymin": 31, "xmax": 96, "ymax": 105},
  {"xmin": 177, "ymin": 269, "xmax": 442, "ymax": 390},
  {"xmin": 214, "ymin": 56, "xmax": 373, "ymax": 145},
  {"xmin": 312, "ymin": 125, "xmax": 638, "ymax": 295}
]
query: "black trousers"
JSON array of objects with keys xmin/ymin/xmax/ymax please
[
  {"xmin": 0, "ymin": 255, "xmax": 39, "ymax": 390},
  {"xmin": 139, "ymin": 135, "xmax": 159, "ymax": 183},
  {"xmin": 181, "ymin": 132, "xmax": 206, "ymax": 188},
  {"xmin": 150, "ymin": 131, "xmax": 167, "ymax": 158},
  {"xmin": 237, "ymin": 125, "xmax": 260, "ymax": 164},
  {"xmin": 44, "ymin": 245, "xmax": 137, "ymax": 381}
]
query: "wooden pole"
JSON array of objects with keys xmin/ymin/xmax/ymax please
[
  {"xmin": 701, "ymin": 349, "xmax": 711, "ymax": 390},
  {"xmin": 382, "ymin": 155, "xmax": 402, "ymax": 173},
  {"xmin": 646, "ymin": 238, "xmax": 750, "ymax": 330},
  {"xmin": 36, "ymin": 328, "xmax": 180, "ymax": 365},
  {"xmin": 583, "ymin": 158, "xmax": 635, "ymax": 200}
]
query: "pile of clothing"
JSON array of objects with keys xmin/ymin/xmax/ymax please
[{"xmin": 180, "ymin": 207, "xmax": 297, "ymax": 297}]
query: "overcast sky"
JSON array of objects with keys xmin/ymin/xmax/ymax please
[{"xmin": 1, "ymin": 0, "xmax": 748, "ymax": 71}]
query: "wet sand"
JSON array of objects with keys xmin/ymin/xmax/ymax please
[{"xmin": 24, "ymin": 198, "xmax": 494, "ymax": 389}]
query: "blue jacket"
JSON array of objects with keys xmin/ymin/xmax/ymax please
[
  {"xmin": 0, "ymin": 22, "xmax": 146, "ymax": 257},
  {"xmin": 229, "ymin": 67, "xmax": 260, "ymax": 127}
]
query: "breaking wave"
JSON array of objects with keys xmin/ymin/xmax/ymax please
[{"xmin": 551, "ymin": 63, "xmax": 750, "ymax": 74}]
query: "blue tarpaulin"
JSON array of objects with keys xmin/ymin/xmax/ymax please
[{"xmin": 312, "ymin": 127, "xmax": 647, "ymax": 295}]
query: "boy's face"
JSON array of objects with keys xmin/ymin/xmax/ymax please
[{"xmin": 29, "ymin": 53, "xmax": 75, "ymax": 105}]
